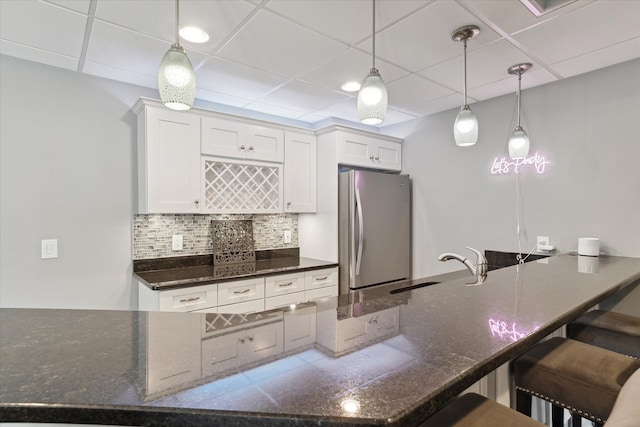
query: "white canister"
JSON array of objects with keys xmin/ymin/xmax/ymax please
[
  {"xmin": 578, "ymin": 255, "xmax": 600, "ymax": 274},
  {"xmin": 578, "ymin": 237, "xmax": 599, "ymax": 257}
]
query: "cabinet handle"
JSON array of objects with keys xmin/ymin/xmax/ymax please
[
  {"xmin": 240, "ymin": 145, "xmax": 246, "ymax": 150},
  {"xmin": 233, "ymin": 288, "xmax": 251, "ymax": 294},
  {"xmin": 248, "ymin": 336, "xmax": 254, "ymax": 342},
  {"xmin": 248, "ymin": 146, "xmax": 254, "ymax": 151},
  {"xmin": 315, "ymin": 276, "xmax": 328, "ymax": 281},
  {"xmin": 287, "ymin": 201, "xmax": 291, "ymax": 207},
  {"xmin": 369, "ymin": 155, "xmax": 374, "ymax": 160},
  {"xmin": 368, "ymin": 317, "xmax": 378, "ymax": 324},
  {"xmin": 239, "ymin": 338, "xmax": 245, "ymax": 344},
  {"xmin": 179, "ymin": 297, "xmax": 200, "ymax": 303},
  {"xmin": 375, "ymin": 156, "xmax": 380, "ymax": 160},
  {"xmin": 278, "ymin": 282, "xmax": 293, "ymax": 287},
  {"xmin": 194, "ymin": 199, "xmax": 199, "ymax": 206}
]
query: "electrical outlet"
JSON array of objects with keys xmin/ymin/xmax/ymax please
[
  {"xmin": 537, "ymin": 236, "xmax": 549, "ymax": 252},
  {"xmin": 41, "ymin": 239, "xmax": 58, "ymax": 259},
  {"xmin": 283, "ymin": 230, "xmax": 292, "ymax": 244},
  {"xmin": 172, "ymin": 235, "xmax": 183, "ymax": 251}
]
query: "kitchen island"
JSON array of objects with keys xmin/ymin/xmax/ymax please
[{"xmin": 2, "ymin": 254, "xmax": 639, "ymax": 426}]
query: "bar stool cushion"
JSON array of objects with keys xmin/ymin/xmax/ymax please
[
  {"xmin": 605, "ymin": 368, "xmax": 640, "ymax": 427},
  {"xmin": 568, "ymin": 310, "xmax": 640, "ymax": 358},
  {"xmin": 418, "ymin": 393, "xmax": 544, "ymax": 427},
  {"xmin": 514, "ymin": 337, "xmax": 640, "ymax": 423}
]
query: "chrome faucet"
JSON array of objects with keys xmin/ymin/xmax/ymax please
[{"xmin": 438, "ymin": 247, "xmax": 488, "ymax": 285}]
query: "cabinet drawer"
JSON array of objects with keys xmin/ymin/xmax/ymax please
[
  {"xmin": 217, "ymin": 299, "xmax": 265, "ymax": 314},
  {"xmin": 305, "ymin": 267, "xmax": 338, "ymax": 290},
  {"xmin": 305, "ymin": 286, "xmax": 338, "ymax": 302},
  {"xmin": 265, "ymin": 272, "xmax": 305, "ymax": 297},
  {"xmin": 158, "ymin": 283, "xmax": 218, "ymax": 312},
  {"xmin": 265, "ymin": 291, "xmax": 305, "ymax": 310},
  {"xmin": 217, "ymin": 278, "xmax": 264, "ymax": 306}
]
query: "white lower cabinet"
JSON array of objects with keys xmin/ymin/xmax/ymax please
[
  {"xmin": 143, "ymin": 312, "xmax": 202, "ymax": 396},
  {"xmin": 284, "ymin": 305, "xmax": 317, "ymax": 352},
  {"xmin": 201, "ymin": 321, "xmax": 284, "ymax": 378}
]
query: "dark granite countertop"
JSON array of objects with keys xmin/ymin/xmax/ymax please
[
  {"xmin": 134, "ymin": 251, "xmax": 338, "ymax": 290},
  {"xmin": 2, "ymin": 254, "xmax": 640, "ymax": 426}
]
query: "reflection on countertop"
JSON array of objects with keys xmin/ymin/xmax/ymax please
[{"xmin": 2, "ymin": 254, "xmax": 640, "ymax": 426}]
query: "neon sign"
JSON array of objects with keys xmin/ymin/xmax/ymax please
[
  {"xmin": 488, "ymin": 318, "xmax": 526, "ymax": 341},
  {"xmin": 491, "ymin": 153, "xmax": 550, "ymax": 175}
]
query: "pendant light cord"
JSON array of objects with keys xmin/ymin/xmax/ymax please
[
  {"xmin": 371, "ymin": 0, "xmax": 376, "ymax": 69},
  {"xmin": 463, "ymin": 39, "xmax": 468, "ymax": 106},
  {"xmin": 516, "ymin": 72, "xmax": 522, "ymax": 127},
  {"xmin": 175, "ymin": 0, "xmax": 180, "ymax": 46}
]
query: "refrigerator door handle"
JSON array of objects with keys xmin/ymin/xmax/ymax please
[{"xmin": 355, "ymin": 187, "xmax": 364, "ymax": 276}]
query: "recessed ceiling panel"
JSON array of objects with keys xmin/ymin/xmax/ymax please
[
  {"xmin": 368, "ymin": 1, "xmax": 501, "ymax": 73},
  {"xmin": 86, "ymin": 20, "xmax": 207, "ymax": 79},
  {"xmin": 0, "ymin": 0, "xmax": 86, "ymax": 58},
  {"xmin": 196, "ymin": 57, "xmax": 289, "ymax": 100},
  {"xmin": 216, "ymin": 9, "xmax": 348, "ymax": 77}
]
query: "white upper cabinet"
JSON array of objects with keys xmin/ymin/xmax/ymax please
[
  {"xmin": 135, "ymin": 101, "xmax": 201, "ymax": 214},
  {"xmin": 201, "ymin": 117, "xmax": 284, "ymax": 163},
  {"xmin": 284, "ymin": 131, "xmax": 317, "ymax": 213},
  {"xmin": 337, "ymin": 129, "xmax": 402, "ymax": 171}
]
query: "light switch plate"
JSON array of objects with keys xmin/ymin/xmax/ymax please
[{"xmin": 41, "ymin": 239, "xmax": 58, "ymax": 259}]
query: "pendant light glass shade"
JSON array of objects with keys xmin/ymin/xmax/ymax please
[
  {"xmin": 508, "ymin": 126, "xmax": 530, "ymax": 158},
  {"xmin": 451, "ymin": 25, "xmax": 480, "ymax": 147},
  {"xmin": 158, "ymin": 0, "xmax": 195, "ymax": 111},
  {"xmin": 454, "ymin": 105, "xmax": 478, "ymax": 146},
  {"xmin": 358, "ymin": 0, "xmax": 387, "ymax": 125},
  {"xmin": 507, "ymin": 63, "xmax": 532, "ymax": 159},
  {"xmin": 358, "ymin": 68, "xmax": 387, "ymax": 125},
  {"xmin": 158, "ymin": 44, "xmax": 195, "ymax": 111}
]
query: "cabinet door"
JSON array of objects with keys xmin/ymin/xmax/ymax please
[
  {"xmin": 337, "ymin": 132, "xmax": 373, "ymax": 168},
  {"xmin": 246, "ymin": 125, "xmax": 284, "ymax": 162},
  {"xmin": 284, "ymin": 305, "xmax": 317, "ymax": 352},
  {"xmin": 246, "ymin": 323, "xmax": 284, "ymax": 362},
  {"xmin": 284, "ymin": 132, "xmax": 317, "ymax": 212},
  {"xmin": 201, "ymin": 329, "xmax": 246, "ymax": 377},
  {"xmin": 374, "ymin": 139, "xmax": 402, "ymax": 171},
  {"xmin": 201, "ymin": 116, "xmax": 247, "ymax": 158},
  {"xmin": 146, "ymin": 312, "xmax": 201, "ymax": 395},
  {"xmin": 143, "ymin": 108, "xmax": 201, "ymax": 213}
]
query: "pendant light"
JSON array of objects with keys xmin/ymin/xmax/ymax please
[
  {"xmin": 357, "ymin": 0, "xmax": 387, "ymax": 125},
  {"xmin": 507, "ymin": 63, "xmax": 532, "ymax": 159},
  {"xmin": 451, "ymin": 25, "xmax": 480, "ymax": 147},
  {"xmin": 157, "ymin": 0, "xmax": 196, "ymax": 111}
]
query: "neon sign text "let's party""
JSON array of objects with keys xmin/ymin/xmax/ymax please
[{"xmin": 491, "ymin": 153, "xmax": 550, "ymax": 175}]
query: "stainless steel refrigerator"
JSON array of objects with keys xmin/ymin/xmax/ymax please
[{"xmin": 338, "ymin": 170, "xmax": 411, "ymax": 293}]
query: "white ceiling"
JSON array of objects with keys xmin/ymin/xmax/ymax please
[{"xmin": 1, "ymin": 0, "xmax": 639, "ymax": 128}]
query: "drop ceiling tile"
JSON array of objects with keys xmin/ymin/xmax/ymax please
[
  {"xmin": 83, "ymin": 60, "xmax": 157, "ymax": 89},
  {"xmin": 379, "ymin": 108, "xmax": 419, "ymax": 127},
  {"xmin": 312, "ymin": 98, "xmax": 361, "ymax": 124},
  {"xmin": 459, "ymin": 0, "xmax": 595, "ymax": 36},
  {"xmin": 298, "ymin": 48, "xmax": 409, "ymax": 94},
  {"xmin": 512, "ymin": 1, "xmax": 640, "ymax": 65},
  {"xmin": 196, "ymin": 88, "xmax": 254, "ymax": 109},
  {"xmin": 297, "ymin": 112, "xmax": 329, "ymax": 123},
  {"xmin": 550, "ymin": 37, "xmax": 640, "ymax": 78},
  {"xmin": 243, "ymin": 102, "xmax": 308, "ymax": 120},
  {"xmin": 217, "ymin": 9, "xmax": 348, "ymax": 77},
  {"xmin": 419, "ymin": 39, "xmax": 542, "ymax": 92},
  {"xmin": 467, "ymin": 67, "xmax": 557, "ymax": 101},
  {"xmin": 399, "ymin": 93, "xmax": 467, "ymax": 117},
  {"xmin": 45, "ymin": 0, "xmax": 91, "ymax": 14},
  {"xmin": 386, "ymin": 74, "xmax": 454, "ymax": 109},
  {"xmin": 95, "ymin": 0, "xmax": 256, "ymax": 52},
  {"xmin": 86, "ymin": 20, "xmax": 207, "ymax": 79},
  {"xmin": 196, "ymin": 57, "xmax": 288, "ymax": 100},
  {"xmin": 258, "ymin": 80, "xmax": 349, "ymax": 112},
  {"xmin": 366, "ymin": 1, "xmax": 502, "ymax": 73},
  {"xmin": 0, "ymin": 0, "xmax": 86, "ymax": 58},
  {"xmin": 0, "ymin": 39, "xmax": 78, "ymax": 71},
  {"xmin": 265, "ymin": 0, "xmax": 432, "ymax": 45}
]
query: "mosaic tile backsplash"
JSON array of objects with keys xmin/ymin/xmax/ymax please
[{"xmin": 133, "ymin": 214, "xmax": 298, "ymax": 260}]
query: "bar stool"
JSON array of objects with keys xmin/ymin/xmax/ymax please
[
  {"xmin": 513, "ymin": 337, "xmax": 640, "ymax": 427},
  {"xmin": 419, "ymin": 368, "xmax": 639, "ymax": 427},
  {"xmin": 567, "ymin": 310, "xmax": 640, "ymax": 358}
]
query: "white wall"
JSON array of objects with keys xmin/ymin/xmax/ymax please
[
  {"xmin": 0, "ymin": 55, "xmax": 156, "ymax": 309},
  {"xmin": 386, "ymin": 59, "xmax": 640, "ymax": 279}
]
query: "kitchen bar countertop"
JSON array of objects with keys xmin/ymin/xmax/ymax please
[
  {"xmin": 2, "ymin": 254, "xmax": 640, "ymax": 426},
  {"xmin": 134, "ymin": 252, "xmax": 338, "ymax": 290}
]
